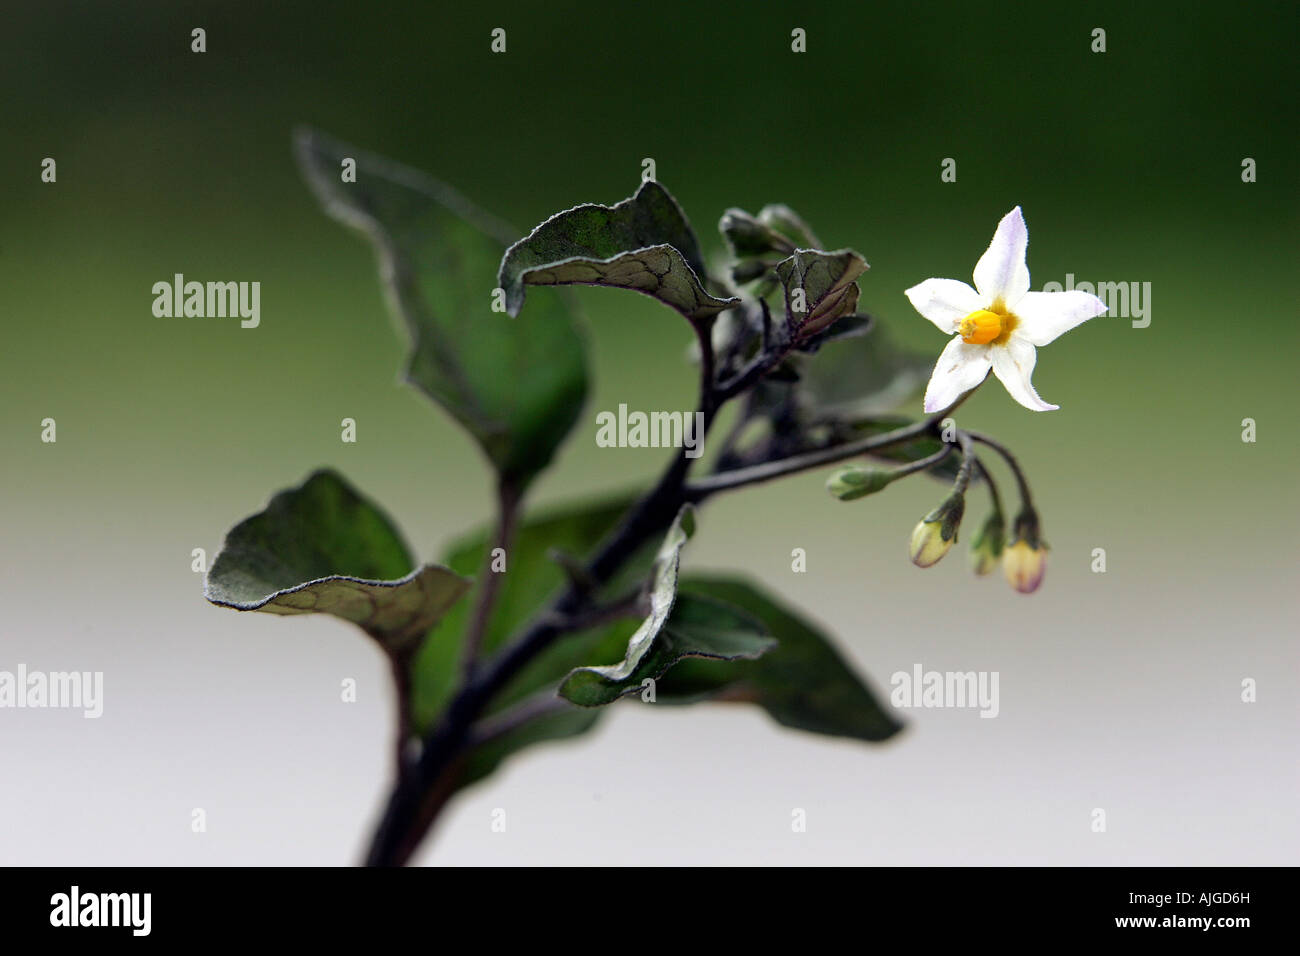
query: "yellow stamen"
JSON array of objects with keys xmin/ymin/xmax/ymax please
[{"xmin": 958, "ymin": 309, "xmax": 1004, "ymax": 345}]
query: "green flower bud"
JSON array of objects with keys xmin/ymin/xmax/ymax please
[
  {"xmin": 826, "ymin": 466, "xmax": 893, "ymax": 501},
  {"xmin": 720, "ymin": 208, "xmax": 790, "ymax": 257},
  {"xmin": 909, "ymin": 493, "xmax": 965, "ymax": 568},
  {"xmin": 968, "ymin": 512, "xmax": 1005, "ymax": 576}
]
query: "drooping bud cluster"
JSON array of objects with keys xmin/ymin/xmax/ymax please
[
  {"xmin": 909, "ymin": 498, "xmax": 1046, "ymax": 593},
  {"xmin": 813, "ymin": 381, "xmax": 1048, "ymax": 594}
]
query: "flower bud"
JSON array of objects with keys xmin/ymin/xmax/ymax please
[
  {"xmin": 968, "ymin": 512, "xmax": 1005, "ymax": 576},
  {"xmin": 1003, "ymin": 508, "xmax": 1047, "ymax": 593},
  {"xmin": 720, "ymin": 208, "xmax": 789, "ymax": 257},
  {"xmin": 826, "ymin": 466, "xmax": 893, "ymax": 501},
  {"xmin": 909, "ymin": 493, "xmax": 965, "ymax": 568}
]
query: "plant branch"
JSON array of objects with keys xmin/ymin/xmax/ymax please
[
  {"xmin": 459, "ymin": 479, "xmax": 520, "ymax": 682},
  {"xmin": 711, "ymin": 405, "xmax": 753, "ymax": 467},
  {"xmin": 952, "ymin": 429, "xmax": 977, "ymax": 495},
  {"xmin": 693, "ymin": 317, "xmax": 723, "ymax": 428},
  {"xmin": 899, "ymin": 441, "xmax": 956, "ymax": 477},
  {"xmin": 387, "ymin": 650, "xmax": 415, "ymax": 781},
  {"xmin": 685, "ymin": 385, "xmax": 985, "ymax": 503},
  {"xmin": 685, "ymin": 415, "xmax": 939, "ymax": 502},
  {"xmin": 716, "ymin": 336, "xmax": 790, "ymax": 404},
  {"xmin": 468, "ymin": 692, "xmax": 578, "ymax": 749}
]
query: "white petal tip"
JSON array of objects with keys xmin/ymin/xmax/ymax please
[{"xmin": 903, "ymin": 282, "xmax": 929, "ymax": 305}]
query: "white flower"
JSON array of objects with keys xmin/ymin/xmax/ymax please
[{"xmin": 905, "ymin": 207, "xmax": 1107, "ymax": 413}]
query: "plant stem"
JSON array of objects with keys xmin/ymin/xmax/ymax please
[
  {"xmin": 965, "ymin": 430, "xmax": 1034, "ymax": 509},
  {"xmin": 459, "ymin": 480, "xmax": 520, "ymax": 682},
  {"xmin": 686, "ymin": 416, "xmax": 938, "ymax": 501},
  {"xmin": 975, "ymin": 457, "xmax": 1004, "ymax": 517},
  {"xmin": 952, "ymin": 430, "xmax": 976, "ymax": 495},
  {"xmin": 695, "ymin": 319, "xmax": 718, "ymax": 419},
  {"xmin": 468, "ymin": 692, "xmax": 577, "ymax": 748},
  {"xmin": 895, "ymin": 442, "xmax": 955, "ymax": 479},
  {"xmin": 685, "ymin": 385, "xmax": 983, "ymax": 502},
  {"xmin": 387, "ymin": 650, "xmax": 414, "ymax": 780}
]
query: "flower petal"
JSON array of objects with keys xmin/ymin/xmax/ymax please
[
  {"xmin": 923, "ymin": 336, "xmax": 992, "ymax": 413},
  {"xmin": 904, "ymin": 278, "xmax": 984, "ymax": 334},
  {"xmin": 972, "ymin": 206, "xmax": 1030, "ymax": 306},
  {"xmin": 1014, "ymin": 290, "xmax": 1107, "ymax": 346},
  {"xmin": 990, "ymin": 337, "xmax": 1057, "ymax": 411}
]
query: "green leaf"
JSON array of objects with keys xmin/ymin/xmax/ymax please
[
  {"xmin": 499, "ymin": 181, "xmax": 739, "ymax": 325},
  {"xmin": 560, "ymin": 503, "xmax": 699, "ymax": 702},
  {"xmin": 656, "ymin": 576, "xmax": 903, "ymax": 742},
  {"xmin": 555, "ymin": 505, "xmax": 775, "ymax": 707},
  {"xmin": 205, "ymin": 470, "xmax": 470, "ymax": 655},
  {"xmin": 560, "ymin": 593, "xmax": 775, "ymax": 707},
  {"xmin": 797, "ymin": 323, "xmax": 933, "ymax": 421},
  {"xmin": 295, "ymin": 128, "xmax": 587, "ymax": 490},
  {"xmin": 775, "ymin": 249, "xmax": 868, "ymax": 341}
]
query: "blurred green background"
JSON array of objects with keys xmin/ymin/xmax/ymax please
[{"xmin": 2, "ymin": 1, "xmax": 1295, "ymax": 864}]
